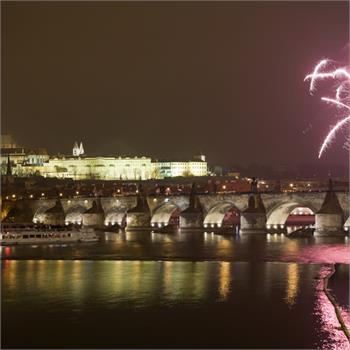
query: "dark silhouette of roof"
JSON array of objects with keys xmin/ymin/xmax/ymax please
[
  {"xmin": 46, "ymin": 199, "xmax": 65, "ymax": 214},
  {"xmin": 85, "ymin": 198, "xmax": 104, "ymax": 214},
  {"xmin": 181, "ymin": 183, "xmax": 203, "ymax": 214},
  {"xmin": 317, "ymin": 179, "xmax": 343, "ymax": 214},
  {"xmin": 128, "ymin": 184, "xmax": 150, "ymax": 213}
]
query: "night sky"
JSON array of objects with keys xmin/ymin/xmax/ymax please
[{"xmin": 2, "ymin": 1, "xmax": 349, "ymax": 171}]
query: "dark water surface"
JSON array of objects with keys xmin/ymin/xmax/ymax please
[
  {"xmin": 1, "ymin": 231, "xmax": 350, "ymax": 262},
  {"xmin": 1, "ymin": 231, "xmax": 350, "ymax": 349}
]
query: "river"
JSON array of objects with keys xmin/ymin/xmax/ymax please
[{"xmin": 1, "ymin": 231, "xmax": 350, "ymax": 349}]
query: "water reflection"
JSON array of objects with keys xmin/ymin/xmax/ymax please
[
  {"xmin": 2, "ymin": 230, "xmax": 349, "ymax": 263},
  {"xmin": 2, "ymin": 260, "xmax": 347, "ymax": 349},
  {"xmin": 218, "ymin": 261, "xmax": 231, "ymax": 301},
  {"xmin": 2, "ymin": 259, "xmax": 316, "ymax": 307},
  {"xmin": 266, "ymin": 233, "xmax": 286, "ymax": 243},
  {"xmin": 285, "ymin": 263, "xmax": 299, "ymax": 307}
]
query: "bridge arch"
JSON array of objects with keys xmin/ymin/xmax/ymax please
[
  {"xmin": 266, "ymin": 201, "xmax": 317, "ymax": 229},
  {"xmin": 344, "ymin": 216, "xmax": 350, "ymax": 231},
  {"xmin": 65, "ymin": 205, "xmax": 86, "ymax": 225},
  {"xmin": 33, "ymin": 204, "xmax": 55, "ymax": 224},
  {"xmin": 151, "ymin": 202, "xmax": 182, "ymax": 228},
  {"xmin": 203, "ymin": 201, "xmax": 240, "ymax": 229},
  {"xmin": 105, "ymin": 206, "xmax": 128, "ymax": 227}
]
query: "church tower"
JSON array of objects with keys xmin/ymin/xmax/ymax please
[
  {"xmin": 73, "ymin": 141, "xmax": 80, "ymax": 156},
  {"xmin": 79, "ymin": 142, "xmax": 84, "ymax": 156}
]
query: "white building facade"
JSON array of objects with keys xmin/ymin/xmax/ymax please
[
  {"xmin": 42, "ymin": 156, "xmax": 153, "ymax": 180},
  {"xmin": 41, "ymin": 157, "xmax": 207, "ymax": 180},
  {"xmin": 2, "ymin": 138, "xmax": 208, "ymax": 180},
  {"xmin": 154, "ymin": 160, "xmax": 208, "ymax": 178}
]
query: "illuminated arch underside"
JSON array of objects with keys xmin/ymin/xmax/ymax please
[
  {"xmin": 344, "ymin": 216, "xmax": 350, "ymax": 227},
  {"xmin": 203, "ymin": 202, "xmax": 239, "ymax": 225},
  {"xmin": 266, "ymin": 202, "xmax": 316, "ymax": 226},
  {"xmin": 105, "ymin": 207, "xmax": 128, "ymax": 224},
  {"xmin": 65, "ymin": 205, "xmax": 86, "ymax": 223},
  {"xmin": 33, "ymin": 206, "xmax": 53, "ymax": 223},
  {"xmin": 151, "ymin": 203, "xmax": 179, "ymax": 224}
]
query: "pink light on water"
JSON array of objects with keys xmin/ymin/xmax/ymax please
[
  {"xmin": 314, "ymin": 266, "xmax": 350, "ymax": 350},
  {"xmin": 281, "ymin": 244, "xmax": 350, "ymax": 264}
]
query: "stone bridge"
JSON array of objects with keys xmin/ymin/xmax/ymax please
[{"xmin": 3, "ymin": 190, "xmax": 349, "ymax": 235}]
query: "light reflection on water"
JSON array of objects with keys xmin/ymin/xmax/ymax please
[
  {"xmin": 3, "ymin": 260, "xmax": 316, "ymax": 306},
  {"xmin": 285, "ymin": 263, "xmax": 299, "ymax": 307},
  {"xmin": 1, "ymin": 230, "xmax": 350, "ymax": 348},
  {"xmin": 1, "ymin": 259, "xmax": 349, "ymax": 348},
  {"xmin": 2, "ymin": 230, "xmax": 349, "ymax": 263}
]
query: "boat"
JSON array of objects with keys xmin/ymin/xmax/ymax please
[
  {"xmin": 0, "ymin": 224, "xmax": 99, "ymax": 245},
  {"xmin": 287, "ymin": 227, "xmax": 314, "ymax": 238}
]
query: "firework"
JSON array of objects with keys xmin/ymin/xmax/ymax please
[{"xmin": 305, "ymin": 60, "xmax": 350, "ymax": 158}]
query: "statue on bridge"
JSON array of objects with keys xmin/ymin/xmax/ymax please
[{"xmin": 250, "ymin": 177, "xmax": 258, "ymax": 193}]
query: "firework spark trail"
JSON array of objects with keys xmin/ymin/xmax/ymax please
[
  {"xmin": 321, "ymin": 98, "xmax": 350, "ymax": 111},
  {"xmin": 319, "ymin": 116, "xmax": 350, "ymax": 159},
  {"xmin": 305, "ymin": 59, "xmax": 329, "ymax": 93},
  {"xmin": 305, "ymin": 60, "xmax": 350, "ymax": 158},
  {"xmin": 336, "ymin": 83, "xmax": 349, "ymax": 101}
]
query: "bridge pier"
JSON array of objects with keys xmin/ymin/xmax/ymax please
[
  {"xmin": 179, "ymin": 212, "xmax": 203, "ymax": 229},
  {"xmin": 126, "ymin": 185, "xmax": 151, "ymax": 229},
  {"xmin": 315, "ymin": 180, "xmax": 345, "ymax": 236},
  {"xmin": 240, "ymin": 191, "xmax": 267, "ymax": 235},
  {"xmin": 42, "ymin": 199, "xmax": 66, "ymax": 226},
  {"xmin": 82, "ymin": 198, "xmax": 105, "ymax": 228},
  {"xmin": 179, "ymin": 183, "xmax": 203, "ymax": 229},
  {"xmin": 240, "ymin": 212, "xmax": 267, "ymax": 234}
]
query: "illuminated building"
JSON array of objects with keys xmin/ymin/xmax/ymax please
[
  {"xmin": 42, "ymin": 155, "xmax": 153, "ymax": 180},
  {"xmin": 1, "ymin": 137, "xmax": 208, "ymax": 180},
  {"xmin": 154, "ymin": 159, "xmax": 208, "ymax": 178},
  {"xmin": 1, "ymin": 135, "xmax": 49, "ymax": 176}
]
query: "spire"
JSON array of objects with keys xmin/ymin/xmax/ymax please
[
  {"xmin": 73, "ymin": 141, "xmax": 79, "ymax": 156},
  {"xmin": 79, "ymin": 142, "xmax": 84, "ymax": 155},
  {"xmin": 46, "ymin": 199, "xmax": 65, "ymax": 214},
  {"xmin": 128, "ymin": 184, "xmax": 150, "ymax": 213},
  {"xmin": 85, "ymin": 197, "xmax": 104, "ymax": 214},
  {"xmin": 6, "ymin": 155, "xmax": 12, "ymax": 176},
  {"xmin": 328, "ymin": 178, "xmax": 333, "ymax": 192},
  {"xmin": 182, "ymin": 183, "xmax": 203, "ymax": 214},
  {"xmin": 317, "ymin": 178, "xmax": 343, "ymax": 214},
  {"xmin": 250, "ymin": 177, "xmax": 258, "ymax": 193}
]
